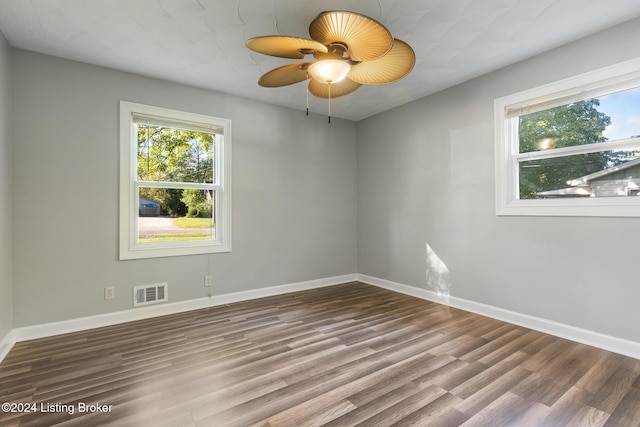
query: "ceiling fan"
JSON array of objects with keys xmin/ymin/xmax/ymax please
[{"xmin": 246, "ymin": 10, "xmax": 415, "ymax": 120}]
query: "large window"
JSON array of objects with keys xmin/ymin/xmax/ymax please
[
  {"xmin": 120, "ymin": 101, "xmax": 231, "ymax": 259},
  {"xmin": 495, "ymin": 57, "xmax": 640, "ymax": 216}
]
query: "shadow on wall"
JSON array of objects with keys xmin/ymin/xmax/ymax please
[{"xmin": 426, "ymin": 243, "xmax": 451, "ymax": 303}]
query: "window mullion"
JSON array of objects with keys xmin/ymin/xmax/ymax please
[
  {"xmin": 515, "ymin": 137, "xmax": 640, "ymax": 162},
  {"xmin": 136, "ymin": 180, "xmax": 217, "ymax": 190}
]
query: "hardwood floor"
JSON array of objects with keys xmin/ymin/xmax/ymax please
[{"xmin": 1, "ymin": 282, "xmax": 640, "ymax": 426}]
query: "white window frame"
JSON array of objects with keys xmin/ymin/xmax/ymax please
[
  {"xmin": 495, "ymin": 57, "xmax": 640, "ymax": 217},
  {"xmin": 119, "ymin": 101, "xmax": 231, "ymax": 260}
]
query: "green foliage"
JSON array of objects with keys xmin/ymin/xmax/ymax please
[
  {"xmin": 181, "ymin": 189, "xmax": 212, "ymax": 218},
  {"xmin": 518, "ymin": 99, "xmax": 614, "ymax": 198},
  {"xmin": 137, "ymin": 125, "xmax": 215, "ymax": 215},
  {"xmin": 519, "ymin": 99, "xmax": 610, "ymax": 153},
  {"xmin": 138, "ymin": 232, "xmax": 213, "ymax": 243},
  {"xmin": 174, "ymin": 217, "xmax": 213, "ymax": 229}
]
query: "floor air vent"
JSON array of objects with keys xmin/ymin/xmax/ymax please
[{"xmin": 133, "ymin": 283, "xmax": 168, "ymax": 307}]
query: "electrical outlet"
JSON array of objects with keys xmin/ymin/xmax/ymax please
[
  {"xmin": 204, "ymin": 275, "xmax": 212, "ymax": 287},
  {"xmin": 104, "ymin": 286, "xmax": 115, "ymax": 300}
]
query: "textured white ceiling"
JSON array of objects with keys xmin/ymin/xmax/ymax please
[{"xmin": 1, "ymin": 0, "xmax": 640, "ymax": 121}]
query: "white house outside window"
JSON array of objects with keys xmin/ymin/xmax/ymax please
[
  {"xmin": 119, "ymin": 101, "xmax": 231, "ymax": 260},
  {"xmin": 495, "ymin": 57, "xmax": 640, "ymax": 217}
]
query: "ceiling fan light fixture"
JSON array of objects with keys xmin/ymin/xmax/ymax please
[
  {"xmin": 245, "ymin": 10, "xmax": 415, "ymax": 122},
  {"xmin": 308, "ymin": 60, "xmax": 351, "ymax": 84}
]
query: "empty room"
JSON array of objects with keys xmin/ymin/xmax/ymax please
[{"xmin": 2, "ymin": 1, "xmax": 640, "ymax": 426}]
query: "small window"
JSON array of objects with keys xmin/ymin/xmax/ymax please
[
  {"xmin": 119, "ymin": 102, "xmax": 231, "ymax": 259},
  {"xmin": 495, "ymin": 57, "xmax": 640, "ymax": 216}
]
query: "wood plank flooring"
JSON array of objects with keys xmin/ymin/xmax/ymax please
[{"xmin": 1, "ymin": 282, "xmax": 640, "ymax": 426}]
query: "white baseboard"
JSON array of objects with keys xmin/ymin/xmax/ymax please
[
  {"xmin": 12, "ymin": 297, "xmax": 212, "ymax": 343},
  {"xmin": 4, "ymin": 272, "xmax": 638, "ymax": 365},
  {"xmin": 357, "ymin": 274, "xmax": 640, "ymax": 360},
  {"xmin": 209, "ymin": 274, "xmax": 358, "ymax": 306},
  {"xmin": 7, "ymin": 274, "xmax": 357, "ymax": 354},
  {"xmin": 0, "ymin": 329, "xmax": 15, "ymax": 363}
]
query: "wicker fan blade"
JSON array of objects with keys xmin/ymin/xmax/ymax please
[
  {"xmin": 308, "ymin": 77, "xmax": 362, "ymax": 99},
  {"xmin": 258, "ymin": 63, "xmax": 312, "ymax": 87},
  {"xmin": 309, "ymin": 11, "xmax": 392, "ymax": 61},
  {"xmin": 348, "ymin": 39, "xmax": 415, "ymax": 85},
  {"xmin": 246, "ymin": 36, "xmax": 328, "ymax": 59}
]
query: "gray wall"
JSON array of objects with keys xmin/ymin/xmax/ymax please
[
  {"xmin": 357, "ymin": 17, "xmax": 640, "ymax": 342},
  {"xmin": 8, "ymin": 16, "xmax": 640, "ymax": 345},
  {"xmin": 0, "ymin": 33, "xmax": 12, "ymax": 346},
  {"xmin": 11, "ymin": 50, "xmax": 358, "ymax": 327}
]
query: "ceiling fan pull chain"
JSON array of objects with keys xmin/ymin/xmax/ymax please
[
  {"xmin": 328, "ymin": 83, "xmax": 331, "ymax": 124},
  {"xmin": 306, "ymin": 83, "xmax": 309, "ymax": 116}
]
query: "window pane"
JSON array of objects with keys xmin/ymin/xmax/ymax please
[
  {"xmin": 138, "ymin": 188, "xmax": 215, "ymax": 243},
  {"xmin": 519, "ymin": 86, "xmax": 640, "ymax": 154},
  {"xmin": 599, "ymin": 87, "xmax": 640, "ymax": 141},
  {"xmin": 519, "ymin": 100, "xmax": 610, "ymax": 153},
  {"xmin": 137, "ymin": 124, "xmax": 215, "ymax": 183},
  {"xmin": 519, "ymin": 149, "xmax": 640, "ymax": 199}
]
